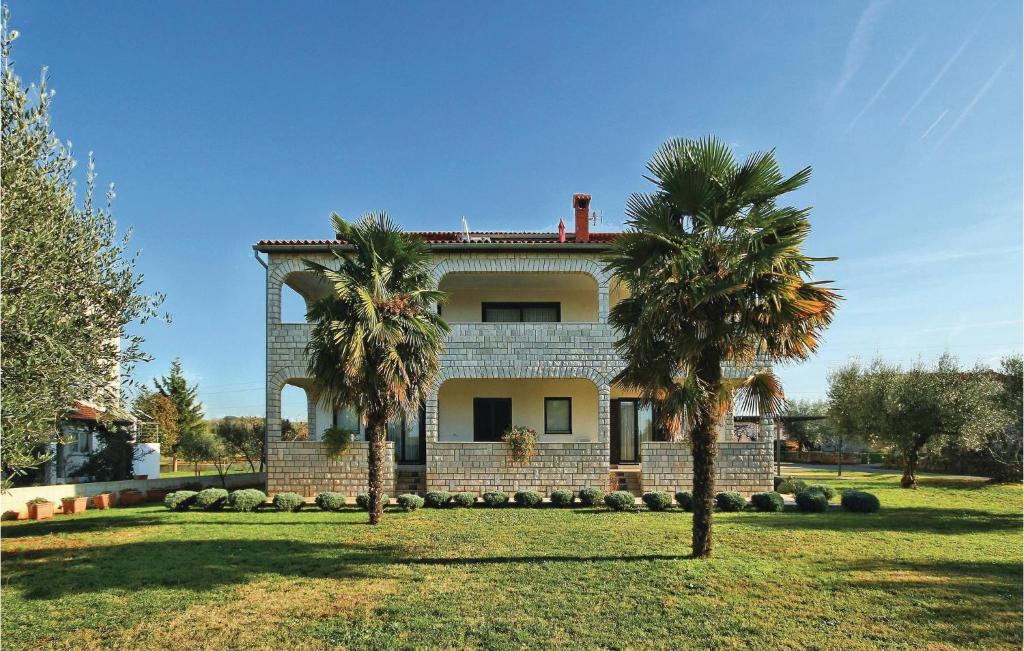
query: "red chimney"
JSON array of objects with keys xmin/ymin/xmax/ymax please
[
  {"xmin": 573, "ymin": 193, "xmax": 591, "ymax": 243},
  {"xmin": 557, "ymin": 218, "xmax": 566, "ymax": 243}
]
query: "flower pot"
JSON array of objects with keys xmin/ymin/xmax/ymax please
[
  {"xmin": 133, "ymin": 474, "xmax": 148, "ymax": 481},
  {"xmin": 27, "ymin": 501, "xmax": 55, "ymax": 520},
  {"xmin": 118, "ymin": 490, "xmax": 143, "ymax": 507},
  {"xmin": 61, "ymin": 497, "xmax": 88, "ymax": 515},
  {"xmin": 91, "ymin": 493, "xmax": 112, "ymax": 509},
  {"xmin": 146, "ymin": 489, "xmax": 171, "ymax": 503}
]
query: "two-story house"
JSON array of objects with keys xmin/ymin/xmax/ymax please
[{"xmin": 255, "ymin": 194, "xmax": 773, "ymax": 498}]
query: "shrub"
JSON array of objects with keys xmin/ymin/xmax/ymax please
[
  {"xmin": 194, "ymin": 488, "xmax": 229, "ymax": 511},
  {"xmin": 424, "ymin": 491, "xmax": 452, "ymax": 508},
  {"xmin": 355, "ymin": 493, "xmax": 389, "ymax": 510},
  {"xmin": 715, "ymin": 492, "xmax": 746, "ymax": 512},
  {"xmin": 750, "ymin": 491, "xmax": 785, "ymax": 512},
  {"xmin": 397, "ymin": 494, "xmax": 425, "ymax": 511},
  {"xmin": 314, "ymin": 492, "xmax": 347, "ymax": 512},
  {"xmin": 514, "ymin": 490, "xmax": 544, "ymax": 508},
  {"xmin": 450, "ymin": 492, "xmax": 477, "ymax": 508},
  {"xmin": 675, "ymin": 491, "xmax": 694, "ymax": 511},
  {"xmin": 164, "ymin": 490, "xmax": 197, "ymax": 511},
  {"xmin": 773, "ymin": 476, "xmax": 784, "ymax": 491},
  {"xmin": 228, "ymin": 488, "xmax": 267, "ymax": 512},
  {"xmin": 795, "ymin": 489, "xmax": 828, "ymax": 513},
  {"xmin": 841, "ymin": 490, "xmax": 880, "ymax": 513},
  {"xmin": 549, "ymin": 490, "xmax": 575, "ymax": 507},
  {"xmin": 273, "ymin": 492, "xmax": 305, "ymax": 512},
  {"xmin": 604, "ymin": 491, "xmax": 635, "ymax": 511},
  {"xmin": 641, "ymin": 492, "xmax": 673, "ymax": 512},
  {"xmin": 806, "ymin": 484, "xmax": 836, "ymax": 501},
  {"xmin": 578, "ymin": 487, "xmax": 604, "ymax": 507},
  {"xmin": 482, "ymin": 491, "xmax": 509, "ymax": 507},
  {"xmin": 776, "ymin": 478, "xmax": 808, "ymax": 495},
  {"xmin": 503, "ymin": 425, "xmax": 538, "ymax": 464},
  {"xmin": 322, "ymin": 427, "xmax": 356, "ymax": 458}
]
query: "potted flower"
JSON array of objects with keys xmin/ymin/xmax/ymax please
[
  {"xmin": 118, "ymin": 489, "xmax": 143, "ymax": 507},
  {"xmin": 146, "ymin": 488, "xmax": 171, "ymax": 503},
  {"xmin": 91, "ymin": 492, "xmax": 113, "ymax": 509},
  {"xmin": 61, "ymin": 496, "xmax": 88, "ymax": 515},
  {"xmin": 27, "ymin": 497, "xmax": 55, "ymax": 521}
]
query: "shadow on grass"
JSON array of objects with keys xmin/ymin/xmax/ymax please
[
  {"xmin": 828, "ymin": 557, "xmax": 1023, "ymax": 648},
  {"xmin": 2, "ymin": 534, "xmax": 692, "ymax": 601},
  {"xmin": 739, "ymin": 506, "xmax": 1021, "ymax": 535}
]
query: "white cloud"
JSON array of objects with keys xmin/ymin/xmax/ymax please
[
  {"xmin": 829, "ymin": 0, "xmax": 889, "ymax": 103},
  {"xmin": 919, "ymin": 109, "xmax": 948, "ymax": 139},
  {"xmin": 845, "ymin": 40, "xmax": 921, "ymax": 133},
  {"xmin": 934, "ymin": 54, "xmax": 1012, "ymax": 149}
]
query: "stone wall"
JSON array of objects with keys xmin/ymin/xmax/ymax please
[
  {"xmin": 639, "ymin": 441, "xmax": 773, "ymax": 494},
  {"xmin": 266, "ymin": 440, "xmax": 394, "ymax": 497},
  {"xmin": 426, "ymin": 442, "xmax": 608, "ymax": 494}
]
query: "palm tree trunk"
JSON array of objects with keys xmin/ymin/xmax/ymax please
[
  {"xmin": 691, "ymin": 350, "xmax": 723, "ymax": 559},
  {"xmin": 367, "ymin": 417, "xmax": 387, "ymax": 525}
]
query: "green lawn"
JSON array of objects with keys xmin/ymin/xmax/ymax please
[{"xmin": 2, "ymin": 471, "xmax": 1021, "ymax": 650}]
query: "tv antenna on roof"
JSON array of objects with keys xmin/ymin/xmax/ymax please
[{"xmin": 590, "ymin": 210, "xmax": 602, "ymax": 227}]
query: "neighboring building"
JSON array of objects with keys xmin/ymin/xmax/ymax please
[
  {"xmin": 255, "ymin": 194, "xmax": 773, "ymax": 497},
  {"xmin": 43, "ymin": 401, "xmax": 141, "ymax": 484}
]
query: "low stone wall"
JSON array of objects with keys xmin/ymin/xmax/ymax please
[
  {"xmin": 1, "ymin": 472, "xmax": 265, "ymax": 516},
  {"xmin": 266, "ymin": 440, "xmax": 394, "ymax": 497},
  {"xmin": 640, "ymin": 441, "xmax": 773, "ymax": 494},
  {"xmin": 426, "ymin": 441, "xmax": 607, "ymax": 494}
]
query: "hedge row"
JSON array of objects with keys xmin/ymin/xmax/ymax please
[{"xmin": 163, "ymin": 485, "xmax": 880, "ymax": 514}]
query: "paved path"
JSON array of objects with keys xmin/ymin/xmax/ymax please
[{"xmin": 779, "ymin": 462, "xmax": 991, "ymax": 482}]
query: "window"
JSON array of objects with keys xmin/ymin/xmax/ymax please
[
  {"xmin": 473, "ymin": 398, "xmax": 512, "ymax": 442},
  {"xmin": 481, "ymin": 302, "xmax": 560, "ymax": 323},
  {"xmin": 333, "ymin": 405, "xmax": 361, "ymax": 437},
  {"xmin": 544, "ymin": 397, "xmax": 572, "ymax": 434}
]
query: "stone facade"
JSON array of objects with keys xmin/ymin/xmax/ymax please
[
  {"xmin": 426, "ymin": 442, "xmax": 608, "ymax": 494},
  {"xmin": 639, "ymin": 440, "xmax": 774, "ymax": 494},
  {"xmin": 261, "ymin": 248, "xmax": 774, "ymax": 496},
  {"xmin": 266, "ymin": 440, "xmax": 394, "ymax": 497}
]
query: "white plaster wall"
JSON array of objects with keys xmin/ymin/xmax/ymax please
[
  {"xmin": 439, "ymin": 273, "xmax": 598, "ymax": 322},
  {"xmin": 438, "ymin": 378, "xmax": 598, "ymax": 443}
]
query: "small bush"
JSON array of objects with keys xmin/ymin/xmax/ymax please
[
  {"xmin": 321, "ymin": 426, "xmax": 356, "ymax": 458},
  {"xmin": 397, "ymin": 494, "xmax": 425, "ymax": 511},
  {"xmin": 578, "ymin": 487, "xmax": 604, "ymax": 507},
  {"xmin": 773, "ymin": 476, "xmax": 785, "ymax": 491},
  {"xmin": 641, "ymin": 492, "xmax": 673, "ymax": 512},
  {"xmin": 450, "ymin": 492, "xmax": 477, "ymax": 508},
  {"xmin": 776, "ymin": 478, "xmax": 808, "ymax": 495},
  {"xmin": 806, "ymin": 484, "xmax": 836, "ymax": 501},
  {"xmin": 675, "ymin": 491, "xmax": 694, "ymax": 511},
  {"xmin": 750, "ymin": 491, "xmax": 785, "ymax": 512},
  {"xmin": 424, "ymin": 491, "xmax": 451, "ymax": 508},
  {"xmin": 273, "ymin": 492, "xmax": 305, "ymax": 512},
  {"xmin": 355, "ymin": 493, "xmax": 389, "ymax": 510},
  {"xmin": 604, "ymin": 491, "xmax": 635, "ymax": 511},
  {"xmin": 314, "ymin": 492, "xmax": 347, "ymax": 511},
  {"xmin": 795, "ymin": 490, "xmax": 828, "ymax": 513},
  {"xmin": 550, "ymin": 490, "xmax": 575, "ymax": 507},
  {"xmin": 194, "ymin": 488, "xmax": 230, "ymax": 511},
  {"xmin": 482, "ymin": 491, "xmax": 510, "ymax": 507},
  {"xmin": 229, "ymin": 489, "xmax": 267, "ymax": 512},
  {"xmin": 514, "ymin": 490, "xmax": 544, "ymax": 508},
  {"xmin": 841, "ymin": 490, "xmax": 880, "ymax": 513},
  {"xmin": 715, "ymin": 492, "xmax": 746, "ymax": 512},
  {"xmin": 164, "ymin": 490, "xmax": 197, "ymax": 511}
]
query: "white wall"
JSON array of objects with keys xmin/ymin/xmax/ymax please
[
  {"xmin": 439, "ymin": 273, "xmax": 598, "ymax": 322},
  {"xmin": 438, "ymin": 378, "xmax": 598, "ymax": 443},
  {"xmin": 133, "ymin": 442, "xmax": 161, "ymax": 478}
]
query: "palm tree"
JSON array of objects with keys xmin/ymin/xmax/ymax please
[
  {"xmin": 305, "ymin": 212, "xmax": 449, "ymax": 525},
  {"xmin": 605, "ymin": 136, "xmax": 839, "ymax": 558}
]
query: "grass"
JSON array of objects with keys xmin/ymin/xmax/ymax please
[
  {"xmin": 2, "ymin": 471, "xmax": 1021, "ymax": 650},
  {"xmin": 158, "ymin": 465, "xmax": 252, "ymax": 478}
]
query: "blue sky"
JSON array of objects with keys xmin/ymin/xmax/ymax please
[{"xmin": 10, "ymin": 1, "xmax": 1022, "ymax": 419}]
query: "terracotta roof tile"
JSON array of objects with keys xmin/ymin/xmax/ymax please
[{"xmin": 256, "ymin": 231, "xmax": 621, "ymax": 247}]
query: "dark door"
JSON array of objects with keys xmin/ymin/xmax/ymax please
[{"xmin": 611, "ymin": 399, "xmax": 640, "ymax": 464}]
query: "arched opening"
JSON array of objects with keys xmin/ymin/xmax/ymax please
[
  {"xmin": 438, "ymin": 272, "xmax": 599, "ymax": 323},
  {"xmin": 280, "ymin": 271, "xmax": 333, "ymax": 324},
  {"xmin": 280, "ymin": 382, "xmax": 312, "ymax": 441}
]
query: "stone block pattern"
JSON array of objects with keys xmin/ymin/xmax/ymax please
[
  {"xmin": 427, "ymin": 442, "xmax": 608, "ymax": 494},
  {"xmin": 639, "ymin": 441, "xmax": 773, "ymax": 495},
  {"xmin": 267, "ymin": 440, "xmax": 395, "ymax": 497}
]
